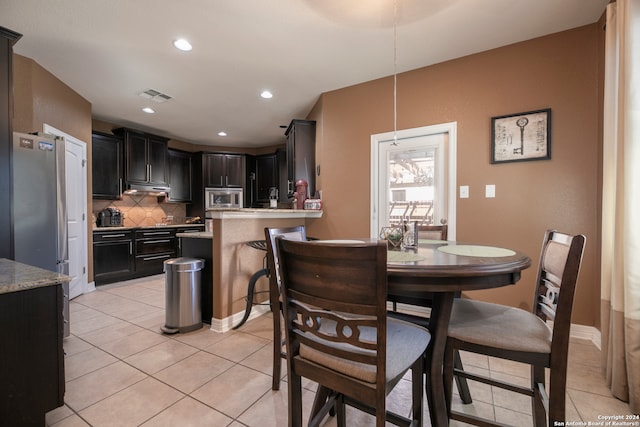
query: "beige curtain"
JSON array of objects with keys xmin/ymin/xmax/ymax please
[{"xmin": 601, "ymin": 0, "xmax": 640, "ymax": 414}]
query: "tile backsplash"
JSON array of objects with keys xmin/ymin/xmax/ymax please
[{"xmin": 92, "ymin": 195, "xmax": 187, "ymax": 228}]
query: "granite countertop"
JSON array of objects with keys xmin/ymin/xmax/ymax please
[
  {"xmin": 206, "ymin": 208, "xmax": 323, "ymax": 219},
  {"xmin": 0, "ymin": 258, "xmax": 71, "ymax": 295},
  {"xmin": 94, "ymin": 224, "xmax": 206, "ymax": 232},
  {"xmin": 176, "ymin": 231, "xmax": 213, "ymax": 239}
]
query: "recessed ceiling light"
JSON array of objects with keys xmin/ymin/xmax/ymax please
[
  {"xmin": 173, "ymin": 39, "xmax": 192, "ymax": 52},
  {"xmin": 260, "ymin": 90, "xmax": 273, "ymax": 99},
  {"xmin": 142, "ymin": 107, "xmax": 155, "ymax": 114},
  {"xmin": 218, "ymin": 131, "xmax": 227, "ymax": 137}
]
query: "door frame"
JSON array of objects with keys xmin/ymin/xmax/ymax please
[
  {"xmin": 44, "ymin": 124, "xmax": 89, "ymax": 298},
  {"xmin": 370, "ymin": 122, "xmax": 457, "ymax": 239}
]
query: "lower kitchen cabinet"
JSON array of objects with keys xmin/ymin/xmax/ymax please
[
  {"xmin": 0, "ymin": 282, "xmax": 65, "ymax": 425},
  {"xmin": 134, "ymin": 228, "xmax": 177, "ymax": 275},
  {"xmin": 93, "ymin": 226, "xmax": 204, "ymax": 285},
  {"xmin": 93, "ymin": 230, "xmax": 134, "ymax": 285}
]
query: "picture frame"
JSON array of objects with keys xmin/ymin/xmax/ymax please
[{"xmin": 491, "ymin": 108, "xmax": 551, "ymax": 164}]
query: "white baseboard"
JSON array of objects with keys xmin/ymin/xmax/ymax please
[
  {"xmin": 571, "ymin": 323, "xmax": 602, "ymax": 350},
  {"xmin": 209, "ymin": 305, "xmax": 272, "ymax": 333},
  {"xmin": 85, "ymin": 281, "xmax": 96, "ymax": 294}
]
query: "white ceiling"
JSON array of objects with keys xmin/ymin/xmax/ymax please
[{"xmin": 2, "ymin": 0, "xmax": 607, "ymax": 148}]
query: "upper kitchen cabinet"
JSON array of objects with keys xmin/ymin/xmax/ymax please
[
  {"xmin": 167, "ymin": 149, "xmax": 192, "ymax": 203},
  {"xmin": 91, "ymin": 131, "xmax": 123, "ymax": 200},
  {"xmin": 204, "ymin": 153, "xmax": 245, "ymax": 188},
  {"xmin": 115, "ymin": 128, "xmax": 169, "ymax": 187},
  {"xmin": 255, "ymin": 153, "xmax": 277, "ymax": 206},
  {"xmin": 285, "ymin": 119, "xmax": 316, "ymax": 198}
]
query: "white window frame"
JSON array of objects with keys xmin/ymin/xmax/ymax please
[{"xmin": 370, "ymin": 122, "xmax": 457, "ymax": 239}]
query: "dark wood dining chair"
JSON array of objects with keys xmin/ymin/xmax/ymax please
[
  {"xmin": 444, "ymin": 229, "xmax": 586, "ymax": 427},
  {"xmin": 417, "ymin": 223, "xmax": 448, "ymax": 241},
  {"xmin": 276, "ymin": 238, "xmax": 430, "ymax": 427},
  {"xmin": 264, "ymin": 226, "xmax": 308, "ymax": 391}
]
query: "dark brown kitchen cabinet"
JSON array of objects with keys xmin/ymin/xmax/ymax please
[
  {"xmin": 285, "ymin": 119, "xmax": 316, "ymax": 198},
  {"xmin": 115, "ymin": 128, "xmax": 169, "ymax": 187},
  {"xmin": 93, "ymin": 230, "xmax": 134, "ymax": 285},
  {"xmin": 255, "ymin": 153, "xmax": 277, "ymax": 205},
  {"xmin": 167, "ymin": 149, "xmax": 192, "ymax": 202},
  {"xmin": 204, "ymin": 153, "xmax": 245, "ymax": 188},
  {"xmin": 92, "ymin": 131, "xmax": 123, "ymax": 199},
  {"xmin": 134, "ymin": 228, "xmax": 176, "ymax": 275},
  {"xmin": 1, "ymin": 282, "xmax": 65, "ymax": 426},
  {"xmin": 1, "ymin": 27, "xmax": 21, "ymax": 260}
]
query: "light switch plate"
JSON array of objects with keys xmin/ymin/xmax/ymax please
[
  {"xmin": 460, "ymin": 185, "xmax": 469, "ymax": 199},
  {"xmin": 485, "ymin": 184, "xmax": 496, "ymax": 198}
]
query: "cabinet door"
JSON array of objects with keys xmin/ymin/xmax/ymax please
[
  {"xmin": 225, "ymin": 154, "xmax": 245, "ymax": 188},
  {"xmin": 168, "ymin": 150, "xmax": 192, "ymax": 202},
  {"xmin": 277, "ymin": 149, "xmax": 289, "ymax": 203},
  {"xmin": 148, "ymin": 136, "xmax": 168, "ymax": 185},
  {"xmin": 285, "ymin": 120, "xmax": 316, "ymax": 197},
  {"xmin": 204, "ymin": 153, "xmax": 224, "ymax": 187},
  {"xmin": 125, "ymin": 132, "xmax": 149, "ymax": 184},
  {"xmin": 93, "ymin": 239, "xmax": 134, "ymax": 283},
  {"xmin": 255, "ymin": 153, "xmax": 277, "ymax": 203},
  {"xmin": 92, "ymin": 132, "xmax": 122, "ymax": 199},
  {"xmin": 0, "ymin": 285, "xmax": 64, "ymax": 423}
]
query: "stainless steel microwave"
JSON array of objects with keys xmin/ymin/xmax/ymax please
[{"xmin": 205, "ymin": 188, "xmax": 243, "ymax": 209}]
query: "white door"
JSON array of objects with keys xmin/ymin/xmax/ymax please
[
  {"xmin": 370, "ymin": 122, "xmax": 457, "ymax": 239},
  {"xmin": 44, "ymin": 124, "xmax": 88, "ymax": 299}
]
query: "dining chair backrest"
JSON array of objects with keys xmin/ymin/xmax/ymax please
[
  {"xmin": 264, "ymin": 226, "xmax": 307, "ymax": 292},
  {"xmin": 263, "ymin": 225, "xmax": 307, "ymax": 391},
  {"xmin": 534, "ymin": 230, "xmax": 585, "ymax": 354},
  {"xmin": 276, "ymin": 238, "xmax": 387, "ymax": 381},
  {"xmin": 276, "ymin": 238, "xmax": 428, "ymax": 426},
  {"xmin": 417, "ymin": 224, "xmax": 448, "ymax": 241}
]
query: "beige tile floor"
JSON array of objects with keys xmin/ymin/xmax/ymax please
[{"xmin": 46, "ymin": 275, "xmax": 634, "ymax": 427}]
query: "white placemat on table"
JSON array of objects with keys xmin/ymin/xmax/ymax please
[{"xmin": 437, "ymin": 245, "xmax": 516, "ymax": 257}]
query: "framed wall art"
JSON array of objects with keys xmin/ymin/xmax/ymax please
[{"xmin": 491, "ymin": 108, "xmax": 551, "ymax": 164}]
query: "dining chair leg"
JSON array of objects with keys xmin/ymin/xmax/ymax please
[
  {"xmin": 453, "ymin": 349, "xmax": 472, "ymax": 404},
  {"xmin": 288, "ymin": 371, "xmax": 303, "ymax": 427},
  {"xmin": 271, "ymin": 303, "xmax": 282, "ymax": 390},
  {"xmin": 412, "ymin": 359, "xmax": 424, "ymax": 427},
  {"xmin": 532, "ymin": 365, "xmax": 549, "ymax": 427}
]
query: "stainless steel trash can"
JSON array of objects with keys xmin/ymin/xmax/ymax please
[{"xmin": 161, "ymin": 257, "xmax": 204, "ymax": 334}]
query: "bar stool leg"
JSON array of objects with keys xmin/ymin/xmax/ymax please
[{"xmin": 232, "ymin": 268, "xmax": 268, "ymax": 329}]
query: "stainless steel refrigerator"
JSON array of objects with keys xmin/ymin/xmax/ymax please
[{"xmin": 13, "ymin": 132, "xmax": 70, "ymax": 337}]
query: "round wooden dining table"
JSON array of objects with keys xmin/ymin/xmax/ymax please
[{"xmin": 386, "ymin": 240, "xmax": 532, "ymax": 427}]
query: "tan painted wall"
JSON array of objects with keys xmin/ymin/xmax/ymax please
[
  {"xmin": 307, "ymin": 24, "xmax": 603, "ymax": 328},
  {"xmin": 12, "ymin": 23, "xmax": 604, "ymax": 328},
  {"xmin": 13, "ymin": 54, "xmax": 94, "ymax": 280}
]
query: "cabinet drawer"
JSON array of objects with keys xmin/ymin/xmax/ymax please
[
  {"xmin": 136, "ymin": 237, "xmax": 176, "ymax": 255},
  {"xmin": 135, "ymin": 252, "xmax": 173, "ymax": 274},
  {"xmin": 177, "ymin": 226, "xmax": 205, "ymax": 234},
  {"xmin": 94, "ymin": 230, "xmax": 133, "ymax": 242},
  {"xmin": 135, "ymin": 229, "xmax": 176, "ymax": 239}
]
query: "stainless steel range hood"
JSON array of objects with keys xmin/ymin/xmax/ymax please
[{"xmin": 123, "ymin": 183, "xmax": 171, "ymax": 197}]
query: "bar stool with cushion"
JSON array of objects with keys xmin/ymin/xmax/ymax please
[
  {"xmin": 276, "ymin": 238, "xmax": 430, "ymax": 427},
  {"xmin": 263, "ymin": 225, "xmax": 307, "ymax": 391},
  {"xmin": 444, "ymin": 229, "xmax": 586, "ymax": 427}
]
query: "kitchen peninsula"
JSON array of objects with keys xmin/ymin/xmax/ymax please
[
  {"xmin": 184, "ymin": 208, "xmax": 321, "ymax": 332},
  {"xmin": 0, "ymin": 259, "xmax": 68, "ymax": 425}
]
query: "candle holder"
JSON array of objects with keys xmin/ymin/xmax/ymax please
[{"xmin": 380, "ymin": 225, "xmax": 403, "ymax": 250}]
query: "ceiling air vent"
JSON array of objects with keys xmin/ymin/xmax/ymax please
[{"xmin": 139, "ymin": 89, "xmax": 172, "ymax": 103}]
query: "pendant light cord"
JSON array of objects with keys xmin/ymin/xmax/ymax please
[{"xmin": 393, "ymin": 0, "xmax": 398, "ymax": 144}]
